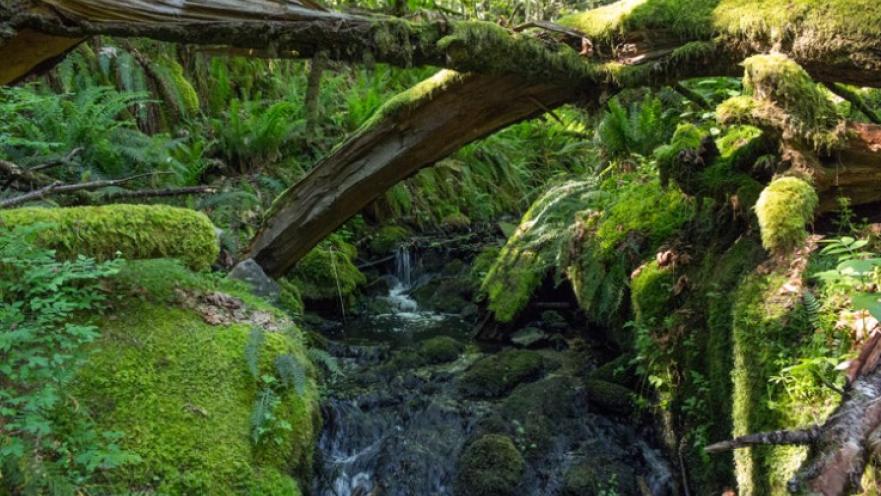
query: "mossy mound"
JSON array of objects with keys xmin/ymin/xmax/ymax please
[
  {"xmin": 288, "ymin": 236, "xmax": 366, "ymax": 302},
  {"xmin": 459, "ymin": 350, "xmax": 547, "ymax": 399},
  {"xmin": 455, "ymin": 434, "xmax": 525, "ymax": 496},
  {"xmin": 73, "ymin": 259, "xmax": 320, "ymax": 495},
  {"xmin": 631, "ymin": 260, "xmax": 675, "ymax": 326},
  {"xmin": 0, "ymin": 204, "xmax": 219, "ymax": 271},
  {"xmin": 500, "ymin": 376, "xmax": 581, "ymax": 457},
  {"xmin": 583, "ymin": 379, "xmax": 636, "ymax": 416},
  {"xmin": 418, "ymin": 336, "xmax": 465, "ymax": 364},
  {"xmin": 562, "ymin": 459, "xmax": 637, "ymax": 496},
  {"xmin": 368, "ymin": 225, "xmax": 410, "ymax": 254},
  {"xmin": 755, "ymin": 176, "xmax": 818, "ymax": 253}
]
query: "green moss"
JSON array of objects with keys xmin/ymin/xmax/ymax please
[
  {"xmin": 741, "ymin": 54, "xmax": 844, "ymax": 152},
  {"xmin": 441, "ymin": 211, "xmax": 471, "ymax": 230},
  {"xmin": 0, "ymin": 205, "xmax": 219, "ymax": 271},
  {"xmin": 456, "ymin": 434, "xmax": 525, "ymax": 496},
  {"xmin": 481, "ymin": 180, "xmax": 599, "ymax": 322},
  {"xmin": 288, "ymin": 236, "xmax": 366, "ymax": 302},
  {"xmin": 368, "ymin": 225, "xmax": 410, "ymax": 254},
  {"xmin": 418, "ymin": 336, "xmax": 465, "ymax": 364},
  {"xmin": 500, "ymin": 376, "xmax": 579, "ymax": 457},
  {"xmin": 459, "ymin": 350, "xmax": 546, "ymax": 399},
  {"xmin": 631, "ymin": 260, "xmax": 675, "ymax": 326},
  {"xmin": 563, "ymin": 459, "xmax": 637, "ymax": 496},
  {"xmin": 583, "ymin": 379, "xmax": 637, "ymax": 415},
  {"xmin": 74, "ymin": 260, "xmax": 319, "ymax": 494},
  {"xmin": 438, "ymin": 21, "xmax": 598, "ymax": 84},
  {"xmin": 716, "ymin": 95, "xmax": 760, "ymax": 125},
  {"xmin": 755, "ymin": 176, "xmax": 818, "ymax": 253},
  {"xmin": 731, "ymin": 272, "xmax": 802, "ymax": 495},
  {"xmin": 278, "ymin": 278, "xmax": 305, "ymax": 315}
]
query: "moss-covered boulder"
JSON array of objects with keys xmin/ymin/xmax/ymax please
[
  {"xmin": 584, "ymin": 379, "xmax": 636, "ymax": 416},
  {"xmin": 288, "ymin": 236, "xmax": 366, "ymax": 302},
  {"xmin": 418, "ymin": 336, "xmax": 465, "ymax": 364},
  {"xmin": 0, "ymin": 205, "xmax": 219, "ymax": 270},
  {"xmin": 368, "ymin": 224, "xmax": 410, "ymax": 254},
  {"xmin": 74, "ymin": 259, "xmax": 320, "ymax": 495},
  {"xmin": 455, "ymin": 434, "xmax": 525, "ymax": 496},
  {"xmin": 459, "ymin": 350, "xmax": 546, "ymax": 399},
  {"xmin": 562, "ymin": 459, "xmax": 637, "ymax": 496},
  {"xmin": 500, "ymin": 376, "xmax": 580, "ymax": 457}
]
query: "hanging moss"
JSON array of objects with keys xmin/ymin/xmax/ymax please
[
  {"xmin": 0, "ymin": 205, "xmax": 219, "ymax": 271},
  {"xmin": 755, "ymin": 177, "xmax": 818, "ymax": 253},
  {"xmin": 74, "ymin": 259, "xmax": 320, "ymax": 495},
  {"xmin": 288, "ymin": 236, "xmax": 365, "ymax": 302},
  {"xmin": 631, "ymin": 260, "xmax": 675, "ymax": 326},
  {"xmin": 480, "ymin": 179, "xmax": 600, "ymax": 322}
]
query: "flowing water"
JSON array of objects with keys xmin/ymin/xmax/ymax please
[{"xmin": 311, "ymin": 246, "xmax": 675, "ymax": 496}]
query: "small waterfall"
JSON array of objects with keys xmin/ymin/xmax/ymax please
[
  {"xmin": 394, "ymin": 246, "xmax": 413, "ymax": 289},
  {"xmin": 386, "ymin": 246, "xmax": 419, "ymax": 314}
]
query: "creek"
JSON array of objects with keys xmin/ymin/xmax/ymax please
[{"xmin": 310, "ymin": 245, "xmax": 676, "ymax": 496}]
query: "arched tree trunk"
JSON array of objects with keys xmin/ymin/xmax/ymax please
[{"xmin": 247, "ymin": 71, "xmax": 578, "ymax": 277}]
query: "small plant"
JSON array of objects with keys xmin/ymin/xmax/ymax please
[{"xmin": 0, "ymin": 224, "xmax": 138, "ymax": 492}]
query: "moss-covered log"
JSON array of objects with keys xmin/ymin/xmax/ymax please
[
  {"xmin": 5, "ymin": 0, "xmax": 881, "ymax": 87},
  {"xmin": 0, "ymin": 204, "xmax": 219, "ymax": 270}
]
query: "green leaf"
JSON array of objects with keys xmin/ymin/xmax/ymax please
[{"xmin": 852, "ymin": 292, "xmax": 881, "ymax": 322}]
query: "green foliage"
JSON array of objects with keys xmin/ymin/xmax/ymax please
[
  {"xmin": 480, "ymin": 179, "xmax": 601, "ymax": 322},
  {"xmin": 755, "ymin": 177, "xmax": 818, "ymax": 253},
  {"xmin": 368, "ymin": 225, "xmax": 410, "ymax": 254},
  {"xmin": 0, "ymin": 85, "xmax": 192, "ymax": 182},
  {"xmin": 0, "ymin": 225, "xmax": 137, "ymax": 494},
  {"xmin": 210, "ymin": 99, "xmax": 305, "ymax": 173},
  {"xmin": 306, "ymin": 348, "xmax": 342, "ymax": 378},
  {"xmin": 597, "ymin": 94, "xmax": 675, "ymax": 157},
  {"xmin": 0, "ymin": 205, "xmax": 220, "ymax": 271}
]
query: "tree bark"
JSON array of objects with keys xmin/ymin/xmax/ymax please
[{"xmin": 246, "ymin": 71, "xmax": 577, "ymax": 277}]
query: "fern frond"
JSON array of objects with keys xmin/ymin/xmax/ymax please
[
  {"xmin": 307, "ymin": 348, "xmax": 342, "ymax": 378},
  {"xmin": 274, "ymin": 354, "xmax": 307, "ymax": 395},
  {"xmin": 245, "ymin": 327, "xmax": 264, "ymax": 380}
]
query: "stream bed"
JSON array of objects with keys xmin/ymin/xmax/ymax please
[{"xmin": 309, "ymin": 247, "xmax": 676, "ymax": 496}]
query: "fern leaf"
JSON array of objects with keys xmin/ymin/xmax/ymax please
[
  {"xmin": 245, "ymin": 327, "xmax": 264, "ymax": 380},
  {"xmin": 274, "ymin": 354, "xmax": 307, "ymax": 395}
]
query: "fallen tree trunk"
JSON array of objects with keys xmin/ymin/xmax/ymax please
[
  {"xmin": 707, "ymin": 348, "xmax": 881, "ymax": 495},
  {"xmin": 247, "ymin": 71, "xmax": 577, "ymax": 277}
]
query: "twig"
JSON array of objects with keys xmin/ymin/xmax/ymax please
[
  {"xmin": 513, "ymin": 20, "xmax": 586, "ymax": 40},
  {"xmin": 29, "ymin": 147, "xmax": 83, "ymax": 172},
  {"xmin": 97, "ymin": 185, "xmax": 217, "ymax": 201},
  {"xmin": 828, "ymin": 83, "xmax": 881, "ymax": 125},
  {"xmin": 705, "ymin": 426, "xmax": 821, "ymax": 453},
  {"xmin": 528, "ymin": 95, "xmax": 567, "ymax": 126},
  {"xmin": 673, "ymin": 82, "xmax": 711, "ymax": 110},
  {"xmin": 0, "ymin": 172, "xmax": 165, "ymax": 208}
]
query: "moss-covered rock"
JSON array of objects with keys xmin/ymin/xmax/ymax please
[
  {"xmin": 368, "ymin": 225, "xmax": 410, "ymax": 254},
  {"xmin": 562, "ymin": 459, "xmax": 637, "ymax": 496},
  {"xmin": 755, "ymin": 176, "xmax": 818, "ymax": 253},
  {"xmin": 455, "ymin": 434, "xmax": 525, "ymax": 496},
  {"xmin": 500, "ymin": 376, "xmax": 580, "ymax": 457},
  {"xmin": 418, "ymin": 336, "xmax": 465, "ymax": 364},
  {"xmin": 584, "ymin": 379, "xmax": 636, "ymax": 416},
  {"xmin": 459, "ymin": 350, "xmax": 546, "ymax": 399},
  {"xmin": 74, "ymin": 259, "xmax": 320, "ymax": 495},
  {"xmin": 0, "ymin": 205, "xmax": 219, "ymax": 271},
  {"xmin": 288, "ymin": 236, "xmax": 366, "ymax": 302}
]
